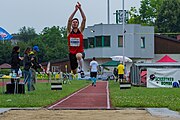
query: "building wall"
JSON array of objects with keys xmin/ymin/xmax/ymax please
[
  {"xmin": 84, "ymin": 58, "xmax": 111, "ymax": 72},
  {"xmin": 139, "ymin": 26, "xmax": 154, "ymax": 58},
  {"xmin": 84, "ymin": 24, "xmax": 154, "ymax": 59},
  {"xmin": 155, "ymin": 36, "xmax": 180, "ymax": 54},
  {"xmin": 153, "ymin": 35, "xmax": 180, "ymax": 63},
  {"xmin": 49, "ymin": 61, "xmax": 71, "ymax": 73}
]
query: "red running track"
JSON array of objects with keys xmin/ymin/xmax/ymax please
[{"xmin": 48, "ymin": 81, "xmax": 111, "ymax": 110}]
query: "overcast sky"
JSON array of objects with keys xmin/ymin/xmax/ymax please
[{"xmin": 0, "ymin": 0, "xmax": 141, "ymax": 34}]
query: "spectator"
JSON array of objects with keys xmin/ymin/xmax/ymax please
[
  {"xmin": 23, "ymin": 47, "xmax": 34, "ymax": 91},
  {"xmin": 117, "ymin": 62, "xmax": 125, "ymax": 82},
  {"xmin": 113, "ymin": 67, "xmax": 118, "ymax": 82},
  {"xmin": 10, "ymin": 46, "xmax": 23, "ymax": 83},
  {"xmin": 29, "ymin": 45, "xmax": 44, "ymax": 90}
]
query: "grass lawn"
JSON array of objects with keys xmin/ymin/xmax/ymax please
[
  {"xmin": 0, "ymin": 80, "xmax": 90, "ymax": 108},
  {"xmin": 1, "ymin": 80, "xmax": 179, "ymax": 112},
  {"xmin": 109, "ymin": 80, "xmax": 180, "ymax": 112}
]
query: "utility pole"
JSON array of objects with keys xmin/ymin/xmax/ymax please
[
  {"xmin": 122, "ymin": 0, "xmax": 125, "ymax": 65},
  {"xmin": 107, "ymin": 0, "xmax": 110, "ymax": 24}
]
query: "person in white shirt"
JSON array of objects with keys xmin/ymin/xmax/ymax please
[{"xmin": 90, "ymin": 57, "xmax": 99, "ymax": 87}]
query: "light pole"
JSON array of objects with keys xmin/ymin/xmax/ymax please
[
  {"xmin": 107, "ymin": 0, "xmax": 110, "ymax": 24},
  {"xmin": 122, "ymin": 0, "xmax": 125, "ymax": 65}
]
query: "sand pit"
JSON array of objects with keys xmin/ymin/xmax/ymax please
[{"xmin": 0, "ymin": 109, "xmax": 178, "ymax": 120}]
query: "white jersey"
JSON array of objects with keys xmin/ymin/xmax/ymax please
[{"xmin": 90, "ymin": 60, "xmax": 98, "ymax": 72}]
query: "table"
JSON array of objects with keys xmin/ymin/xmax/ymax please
[
  {"xmin": 11, "ymin": 77, "xmax": 20, "ymax": 94},
  {"xmin": 0, "ymin": 77, "xmax": 20, "ymax": 94}
]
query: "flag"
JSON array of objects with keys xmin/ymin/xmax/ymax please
[{"xmin": 0, "ymin": 27, "xmax": 13, "ymax": 40}]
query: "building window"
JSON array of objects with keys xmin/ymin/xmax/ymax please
[
  {"xmin": 141, "ymin": 37, "xmax": 145, "ymax": 48},
  {"xmin": 118, "ymin": 35, "xmax": 123, "ymax": 47},
  {"xmin": 86, "ymin": 36, "xmax": 110, "ymax": 48},
  {"xmin": 103, "ymin": 36, "xmax": 111, "ymax": 47},
  {"xmin": 83, "ymin": 39, "xmax": 88, "ymax": 49},
  {"xmin": 95, "ymin": 36, "xmax": 102, "ymax": 47},
  {"xmin": 88, "ymin": 37, "xmax": 95, "ymax": 48}
]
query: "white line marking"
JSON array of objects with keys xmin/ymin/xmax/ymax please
[
  {"xmin": 48, "ymin": 84, "xmax": 91, "ymax": 109},
  {"xmin": 106, "ymin": 81, "xmax": 110, "ymax": 109}
]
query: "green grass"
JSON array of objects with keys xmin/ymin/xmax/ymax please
[
  {"xmin": 1, "ymin": 80, "xmax": 179, "ymax": 111},
  {"xmin": 0, "ymin": 80, "xmax": 90, "ymax": 108},
  {"xmin": 109, "ymin": 80, "xmax": 180, "ymax": 111}
]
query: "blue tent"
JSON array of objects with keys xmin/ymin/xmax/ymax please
[{"xmin": 0, "ymin": 27, "xmax": 13, "ymax": 40}]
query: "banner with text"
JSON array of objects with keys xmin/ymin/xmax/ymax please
[{"xmin": 147, "ymin": 68, "xmax": 180, "ymax": 88}]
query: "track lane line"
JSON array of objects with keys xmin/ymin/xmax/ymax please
[{"xmin": 106, "ymin": 81, "xmax": 110, "ymax": 109}]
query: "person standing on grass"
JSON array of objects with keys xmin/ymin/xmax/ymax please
[
  {"xmin": 113, "ymin": 67, "xmax": 118, "ymax": 82},
  {"xmin": 117, "ymin": 62, "xmax": 125, "ymax": 82},
  {"xmin": 11, "ymin": 46, "xmax": 23, "ymax": 83},
  {"xmin": 23, "ymin": 47, "xmax": 34, "ymax": 91},
  {"xmin": 67, "ymin": 2, "xmax": 86, "ymax": 78},
  {"xmin": 90, "ymin": 57, "xmax": 99, "ymax": 87},
  {"xmin": 29, "ymin": 45, "xmax": 44, "ymax": 91}
]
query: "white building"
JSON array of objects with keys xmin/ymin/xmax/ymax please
[{"xmin": 83, "ymin": 24, "xmax": 154, "ymax": 72}]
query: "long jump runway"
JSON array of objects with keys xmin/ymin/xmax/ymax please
[{"xmin": 48, "ymin": 81, "xmax": 111, "ymax": 110}]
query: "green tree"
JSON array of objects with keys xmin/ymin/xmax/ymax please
[
  {"xmin": 156, "ymin": 0, "xmax": 180, "ymax": 34},
  {"xmin": 0, "ymin": 41, "xmax": 13, "ymax": 64},
  {"xmin": 0, "ymin": 26, "xmax": 68, "ymax": 64},
  {"xmin": 139, "ymin": 0, "xmax": 163, "ymax": 25},
  {"xmin": 17, "ymin": 26, "xmax": 38, "ymax": 41},
  {"xmin": 39, "ymin": 26, "xmax": 68, "ymax": 62},
  {"xmin": 128, "ymin": 0, "xmax": 163, "ymax": 26},
  {"xmin": 128, "ymin": 7, "xmax": 141, "ymax": 24}
]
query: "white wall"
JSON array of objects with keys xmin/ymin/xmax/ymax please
[{"xmin": 84, "ymin": 24, "xmax": 154, "ymax": 59}]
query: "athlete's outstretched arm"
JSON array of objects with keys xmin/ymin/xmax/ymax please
[
  {"xmin": 78, "ymin": 2, "xmax": 86, "ymax": 33},
  {"xmin": 67, "ymin": 4, "xmax": 79, "ymax": 35}
]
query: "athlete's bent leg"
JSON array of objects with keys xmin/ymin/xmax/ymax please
[
  {"xmin": 76, "ymin": 53, "xmax": 83, "ymax": 71},
  {"xmin": 76, "ymin": 53, "xmax": 85, "ymax": 78}
]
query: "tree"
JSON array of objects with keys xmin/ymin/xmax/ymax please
[
  {"xmin": 139, "ymin": 0, "xmax": 163, "ymax": 25},
  {"xmin": 128, "ymin": 7, "xmax": 141, "ymax": 24},
  {"xmin": 17, "ymin": 26, "xmax": 38, "ymax": 41},
  {"xmin": 39, "ymin": 26, "xmax": 68, "ymax": 62},
  {"xmin": 0, "ymin": 26, "xmax": 68, "ymax": 64},
  {"xmin": 127, "ymin": 0, "xmax": 180, "ymax": 34},
  {"xmin": 128, "ymin": 0, "xmax": 163, "ymax": 26},
  {"xmin": 156, "ymin": 0, "xmax": 180, "ymax": 34},
  {"xmin": 0, "ymin": 41, "xmax": 13, "ymax": 64}
]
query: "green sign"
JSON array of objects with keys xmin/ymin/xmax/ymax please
[{"xmin": 114, "ymin": 10, "xmax": 129, "ymax": 24}]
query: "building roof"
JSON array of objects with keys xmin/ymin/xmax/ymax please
[{"xmin": 155, "ymin": 34, "xmax": 180, "ymax": 43}]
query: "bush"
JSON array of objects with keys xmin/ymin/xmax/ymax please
[{"xmin": 0, "ymin": 69, "xmax": 11, "ymax": 75}]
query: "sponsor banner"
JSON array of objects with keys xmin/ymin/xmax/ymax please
[{"xmin": 147, "ymin": 68, "xmax": 180, "ymax": 88}]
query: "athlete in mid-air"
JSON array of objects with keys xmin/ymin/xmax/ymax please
[{"xmin": 67, "ymin": 2, "xmax": 86, "ymax": 78}]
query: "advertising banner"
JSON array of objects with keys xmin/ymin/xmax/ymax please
[{"xmin": 147, "ymin": 68, "xmax": 180, "ymax": 88}]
